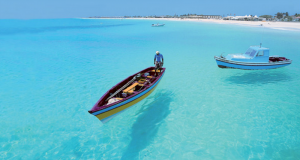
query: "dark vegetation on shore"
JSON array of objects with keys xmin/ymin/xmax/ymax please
[{"xmin": 260, "ymin": 12, "xmax": 300, "ymax": 21}]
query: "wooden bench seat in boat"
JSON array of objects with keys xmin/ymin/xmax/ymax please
[
  {"xmin": 127, "ymin": 90, "xmax": 134, "ymax": 94},
  {"xmin": 138, "ymin": 79, "xmax": 146, "ymax": 84},
  {"xmin": 147, "ymin": 76, "xmax": 153, "ymax": 78},
  {"xmin": 151, "ymin": 70, "xmax": 161, "ymax": 72},
  {"xmin": 123, "ymin": 82, "xmax": 139, "ymax": 93}
]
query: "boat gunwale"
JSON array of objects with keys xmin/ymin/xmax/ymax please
[{"xmin": 89, "ymin": 67, "xmax": 165, "ymax": 113}]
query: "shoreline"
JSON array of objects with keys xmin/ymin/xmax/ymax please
[{"xmin": 83, "ymin": 17, "xmax": 300, "ymax": 31}]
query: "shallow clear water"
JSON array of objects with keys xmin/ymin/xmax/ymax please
[{"xmin": 0, "ymin": 19, "xmax": 300, "ymax": 159}]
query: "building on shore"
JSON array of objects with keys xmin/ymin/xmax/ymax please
[
  {"xmin": 180, "ymin": 15, "xmax": 222, "ymax": 19},
  {"xmin": 223, "ymin": 15, "xmax": 266, "ymax": 21},
  {"xmin": 291, "ymin": 16, "xmax": 300, "ymax": 21}
]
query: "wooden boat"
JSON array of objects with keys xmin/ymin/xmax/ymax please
[
  {"xmin": 88, "ymin": 67, "xmax": 166, "ymax": 123},
  {"xmin": 214, "ymin": 45, "xmax": 292, "ymax": 70}
]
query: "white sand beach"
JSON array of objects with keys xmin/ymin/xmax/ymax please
[
  {"xmin": 197, "ymin": 19, "xmax": 300, "ymax": 31},
  {"xmin": 143, "ymin": 18, "xmax": 300, "ymax": 31},
  {"xmin": 88, "ymin": 17, "xmax": 300, "ymax": 31}
]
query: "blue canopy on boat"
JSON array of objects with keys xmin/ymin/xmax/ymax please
[{"xmin": 226, "ymin": 46, "xmax": 270, "ymax": 63}]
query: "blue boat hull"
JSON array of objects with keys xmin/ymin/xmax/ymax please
[{"xmin": 216, "ymin": 60, "xmax": 291, "ymax": 70}]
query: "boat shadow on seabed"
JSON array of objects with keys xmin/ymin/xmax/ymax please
[
  {"xmin": 225, "ymin": 70, "xmax": 292, "ymax": 85},
  {"xmin": 121, "ymin": 90, "xmax": 173, "ymax": 160}
]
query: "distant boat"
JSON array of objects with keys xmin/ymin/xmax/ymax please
[
  {"xmin": 152, "ymin": 23, "xmax": 165, "ymax": 27},
  {"xmin": 214, "ymin": 45, "xmax": 292, "ymax": 70},
  {"xmin": 88, "ymin": 67, "xmax": 166, "ymax": 123}
]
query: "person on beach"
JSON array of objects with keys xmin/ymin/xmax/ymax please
[{"xmin": 154, "ymin": 51, "xmax": 164, "ymax": 72}]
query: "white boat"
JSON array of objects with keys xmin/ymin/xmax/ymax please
[
  {"xmin": 214, "ymin": 45, "xmax": 292, "ymax": 70},
  {"xmin": 152, "ymin": 23, "xmax": 165, "ymax": 27}
]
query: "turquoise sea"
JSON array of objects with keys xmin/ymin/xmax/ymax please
[{"xmin": 1, "ymin": 18, "xmax": 300, "ymax": 159}]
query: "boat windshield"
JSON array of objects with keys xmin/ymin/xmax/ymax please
[{"xmin": 244, "ymin": 49, "xmax": 257, "ymax": 57}]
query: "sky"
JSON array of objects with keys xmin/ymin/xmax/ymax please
[{"xmin": 0, "ymin": 0, "xmax": 299, "ymax": 19}]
